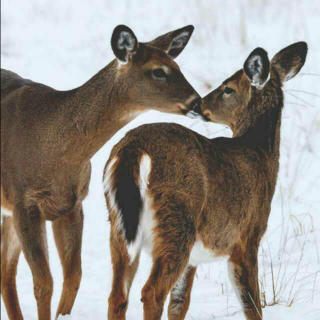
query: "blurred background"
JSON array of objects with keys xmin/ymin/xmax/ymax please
[{"xmin": 1, "ymin": 0, "xmax": 319, "ymax": 319}]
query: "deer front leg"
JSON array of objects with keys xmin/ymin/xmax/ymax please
[
  {"xmin": 14, "ymin": 204, "xmax": 53, "ymax": 320},
  {"xmin": 52, "ymin": 204, "xmax": 84, "ymax": 319},
  {"xmin": 1, "ymin": 216, "xmax": 23, "ymax": 320},
  {"xmin": 108, "ymin": 229, "xmax": 140, "ymax": 320},
  {"xmin": 228, "ymin": 244, "xmax": 262, "ymax": 320},
  {"xmin": 168, "ymin": 265, "xmax": 196, "ymax": 320}
]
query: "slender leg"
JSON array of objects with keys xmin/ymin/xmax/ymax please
[
  {"xmin": 1, "ymin": 216, "xmax": 24, "ymax": 320},
  {"xmin": 141, "ymin": 197, "xmax": 196, "ymax": 320},
  {"xmin": 141, "ymin": 257, "xmax": 189, "ymax": 320},
  {"xmin": 168, "ymin": 265, "xmax": 197, "ymax": 320},
  {"xmin": 13, "ymin": 204, "xmax": 53, "ymax": 320},
  {"xmin": 108, "ymin": 230, "xmax": 140, "ymax": 320},
  {"xmin": 228, "ymin": 244, "xmax": 262, "ymax": 320},
  {"xmin": 52, "ymin": 204, "xmax": 84, "ymax": 319}
]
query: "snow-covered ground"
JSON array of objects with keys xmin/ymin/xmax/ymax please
[{"xmin": 1, "ymin": 0, "xmax": 319, "ymax": 319}]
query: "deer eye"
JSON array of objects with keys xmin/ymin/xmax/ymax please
[
  {"xmin": 224, "ymin": 87, "xmax": 235, "ymax": 95},
  {"xmin": 152, "ymin": 68, "xmax": 167, "ymax": 79}
]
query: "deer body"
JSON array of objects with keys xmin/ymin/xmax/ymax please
[
  {"xmin": 1, "ymin": 25, "xmax": 200, "ymax": 320},
  {"xmin": 104, "ymin": 42, "xmax": 307, "ymax": 320}
]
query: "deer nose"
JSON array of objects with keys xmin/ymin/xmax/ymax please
[{"xmin": 190, "ymin": 98, "xmax": 202, "ymax": 114}]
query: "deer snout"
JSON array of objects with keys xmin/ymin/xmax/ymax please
[{"xmin": 184, "ymin": 97, "xmax": 205, "ymax": 120}]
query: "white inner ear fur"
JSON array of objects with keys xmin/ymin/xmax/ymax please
[
  {"xmin": 284, "ymin": 69, "xmax": 297, "ymax": 82},
  {"xmin": 117, "ymin": 31, "xmax": 136, "ymax": 64},
  {"xmin": 171, "ymin": 31, "xmax": 189, "ymax": 49},
  {"xmin": 118, "ymin": 31, "xmax": 136, "ymax": 51},
  {"xmin": 252, "ymin": 72, "xmax": 270, "ymax": 90},
  {"xmin": 248, "ymin": 55, "xmax": 270, "ymax": 90}
]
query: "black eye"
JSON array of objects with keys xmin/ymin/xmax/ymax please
[
  {"xmin": 224, "ymin": 87, "xmax": 235, "ymax": 95},
  {"xmin": 152, "ymin": 68, "xmax": 167, "ymax": 79}
]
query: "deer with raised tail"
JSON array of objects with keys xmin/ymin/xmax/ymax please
[
  {"xmin": 1, "ymin": 24, "xmax": 200, "ymax": 320},
  {"xmin": 103, "ymin": 42, "xmax": 307, "ymax": 320}
]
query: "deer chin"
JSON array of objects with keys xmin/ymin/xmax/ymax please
[
  {"xmin": 202, "ymin": 110, "xmax": 223, "ymax": 123},
  {"xmin": 185, "ymin": 110, "xmax": 206, "ymax": 120},
  {"xmin": 177, "ymin": 104, "xmax": 204, "ymax": 120}
]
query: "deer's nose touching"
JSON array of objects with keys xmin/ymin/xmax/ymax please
[{"xmin": 185, "ymin": 97, "xmax": 205, "ymax": 120}]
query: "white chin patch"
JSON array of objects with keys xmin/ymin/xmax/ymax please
[{"xmin": 186, "ymin": 111, "xmax": 204, "ymax": 120}]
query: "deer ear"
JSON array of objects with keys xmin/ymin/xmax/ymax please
[
  {"xmin": 111, "ymin": 25, "xmax": 138, "ymax": 63},
  {"xmin": 147, "ymin": 25, "xmax": 194, "ymax": 59},
  {"xmin": 271, "ymin": 42, "xmax": 308, "ymax": 83},
  {"xmin": 244, "ymin": 48, "xmax": 270, "ymax": 90}
]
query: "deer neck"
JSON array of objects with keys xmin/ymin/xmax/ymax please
[
  {"xmin": 59, "ymin": 60, "xmax": 144, "ymax": 163},
  {"xmin": 233, "ymin": 89, "xmax": 283, "ymax": 156}
]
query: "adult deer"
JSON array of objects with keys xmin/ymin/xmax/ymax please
[
  {"xmin": 1, "ymin": 24, "xmax": 200, "ymax": 320},
  {"xmin": 104, "ymin": 42, "xmax": 308, "ymax": 319}
]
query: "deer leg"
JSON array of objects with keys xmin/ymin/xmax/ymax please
[
  {"xmin": 228, "ymin": 244, "xmax": 262, "ymax": 320},
  {"xmin": 141, "ymin": 199, "xmax": 195, "ymax": 320},
  {"xmin": 108, "ymin": 230, "xmax": 140, "ymax": 320},
  {"xmin": 52, "ymin": 204, "xmax": 84, "ymax": 319},
  {"xmin": 14, "ymin": 204, "xmax": 53, "ymax": 320},
  {"xmin": 141, "ymin": 257, "xmax": 190, "ymax": 320},
  {"xmin": 168, "ymin": 265, "xmax": 196, "ymax": 320},
  {"xmin": 1, "ymin": 216, "xmax": 23, "ymax": 320}
]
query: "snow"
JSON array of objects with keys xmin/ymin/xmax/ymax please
[{"xmin": 1, "ymin": 0, "xmax": 319, "ymax": 319}]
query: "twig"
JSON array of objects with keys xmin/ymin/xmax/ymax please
[{"xmin": 285, "ymin": 91, "xmax": 316, "ymax": 108}]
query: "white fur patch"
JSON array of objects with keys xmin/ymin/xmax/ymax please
[
  {"xmin": 1, "ymin": 216, "xmax": 21, "ymax": 263},
  {"xmin": 103, "ymin": 157, "xmax": 124, "ymax": 232},
  {"xmin": 117, "ymin": 59, "xmax": 128, "ymax": 67},
  {"xmin": 118, "ymin": 31, "xmax": 135, "ymax": 51},
  {"xmin": 172, "ymin": 31, "xmax": 189, "ymax": 49},
  {"xmin": 116, "ymin": 31, "xmax": 136, "ymax": 64},
  {"xmin": 285, "ymin": 69, "xmax": 296, "ymax": 82},
  {"xmin": 1, "ymin": 206, "xmax": 12, "ymax": 217},
  {"xmin": 252, "ymin": 72, "xmax": 270, "ymax": 90},
  {"xmin": 248, "ymin": 55, "xmax": 270, "ymax": 90},
  {"xmin": 139, "ymin": 154, "xmax": 151, "ymax": 191},
  {"xmin": 127, "ymin": 154, "xmax": 155, "ymax": 263},
  {"xmin": 186, "ymin": 110, "xmax": 204, "ymax": 120},
  {"xmin": 169, "ymin": 265, "xmax": 191, "ymax": 314},
  {"xmin": 189, "ymin": 240, "xmax": 227, "ymax": 266},
  {"xmin": 7, "ymin": 226, "xmax": 21, "ymax": 262}
]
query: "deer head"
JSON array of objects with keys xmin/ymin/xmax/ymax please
[
  {"xmin": 111, "ymin": 25, "xmax": 201, "ymax": 116},
  {"xmin": 201, "ymin": 42, "xmax": 308, "ymax": 131}
]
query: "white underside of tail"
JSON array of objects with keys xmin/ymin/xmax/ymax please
[
  {"xmin": 104, "ymin": 154, "xmax": 156, "ymax": 263},
  {"xmin": 127, "ymin": 154, "xmax": 156, "ymax": 263},
  {"xmin": 104, "ymin": 154, "xmax": 231, "ymax": 268},
  {"xmin": 103, "ymin": 157, "xmax": 124, "ymax": 233}
]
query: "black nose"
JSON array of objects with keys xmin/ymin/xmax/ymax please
[{"xmin": 190, "ymin": 98, "xmax": 202, "ymax": 114}]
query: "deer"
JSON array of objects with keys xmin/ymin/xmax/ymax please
[
  {"xmin": 103, "ymin": 41, "xmax": 308, "ymax": 320},
  {"xmin": 1, "ymin": 24, "xmax": 201, "ymax": 320}
]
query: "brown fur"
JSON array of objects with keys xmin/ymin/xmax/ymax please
[
  {"xmin": 104, "ymin": 42, "xmax": 307, "ymax": 319},
  {"xmin": 1, "ymin": 25, "xmax": 200, "ymax": 320}
]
